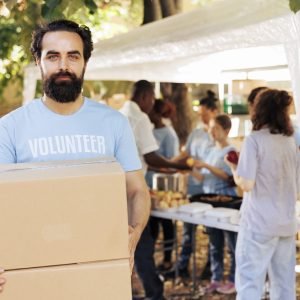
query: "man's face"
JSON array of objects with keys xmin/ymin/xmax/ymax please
[
  {"xmin": 37, "ymin": 31, "xmax": 86, "ymax": 103},
  {"xmin": 141, "ymin": 90, "xmax": 155, "ymax": 115}
]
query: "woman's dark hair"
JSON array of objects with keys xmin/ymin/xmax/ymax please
[
  {"xmin": 31, "ymin": 19, "xmax": 93, "ymax": 62},
  {"xmin": 251, "ymin": 89, "xmax": 294, "ymax": 136},
  {"xmin": 215, "ymin": 114, "xmax": 232, "ymax": 131},
  {"xmin": 152, "ymin": 99, "xmax": 166, "ymax": 116},
  {"xmin": 247, "ymin": 86, "xmax": 268, "ymax": 105},
  {"xmin": 199, "ymin": 90, "xmax": 219, "ymax": 111},
  {"xmin": 152, "ymin": 99, "xmax": 176, "ymax": 118}
]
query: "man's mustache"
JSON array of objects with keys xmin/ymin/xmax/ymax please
[{"xmin": 51, "ymin": 71, "xmax": 77, "ymax": 80}]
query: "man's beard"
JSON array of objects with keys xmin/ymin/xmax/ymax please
[{"xmin": 42, "ymin": 70, "xmax": 84, "ymax": 103}]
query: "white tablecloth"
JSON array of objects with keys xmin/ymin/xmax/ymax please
[{"xmin": 151, "ymin": 208, "xmax": 239, "ymax": 232}]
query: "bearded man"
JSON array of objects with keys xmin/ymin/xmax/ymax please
[{"xmin": 0, "ymin": 20, "xmax": 150, "ymax": 293}]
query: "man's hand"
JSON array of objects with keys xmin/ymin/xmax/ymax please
[
  {"xmin": 128, "ymin": 225, "xmax": 141, "ymax": 273},
  {"xmin": 0, "ymin": 269, "xmax": 6, "ymax": 293},
  {"xmin": 126, "ymin": 170, "xmax": 151, "ymax": 274}
]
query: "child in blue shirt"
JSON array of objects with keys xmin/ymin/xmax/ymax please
[{"xmin": 193, "ymin": 114, "xmax": 237, "ymax": 295}]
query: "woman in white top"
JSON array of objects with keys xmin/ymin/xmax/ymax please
[{"xmin": 226, "ymin": 88, "xmax": 300, "ymax": 300}]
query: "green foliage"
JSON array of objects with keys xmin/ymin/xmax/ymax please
[
  {"xmin": 0, "ymin": 0, "xmax": 142, "ymax": 102},
  {"xmin": 290, "ymin": 0, "xmax": 300, "ymax": 13}
]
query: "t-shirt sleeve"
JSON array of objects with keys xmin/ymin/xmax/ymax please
[
  {"xmin": 236, "ymin": 135, "xmax": 257, "ymax": 180},
  {"xmin": 134, "ymin": 115, "xmax": 158, "ymax": 155},
  {"xmin": 115, "ymin": 117, "xmax": 142, "ymax": 172},
  {"xmin": 0, "ymin": 116, "xmax": 16, "ymax": 163}
]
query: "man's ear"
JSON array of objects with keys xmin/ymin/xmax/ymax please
[{"xmin": 35, "ymin": 58, "xmax": 40, "ymax": 66}]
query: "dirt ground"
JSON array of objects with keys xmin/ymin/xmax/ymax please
[{"xmin": 132, "ymin": 221, "xmax": 300, "ymax": 300}]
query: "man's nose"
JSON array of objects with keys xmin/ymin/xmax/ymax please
[{"xmin": 59, "ymin": 57, "xmax": 69, "ymax": 71}]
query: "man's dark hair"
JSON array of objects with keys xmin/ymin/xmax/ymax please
[
  {"xmin": 251, "ymin": 89, "xmax": 294, "ymax": 136},
  {"xmin": 31, "ymin": 19, "xmax": 93, "ymax": 62},
  {"xmin": 131, "ymin": 80, "xmax": 154, "ymax": 102}
]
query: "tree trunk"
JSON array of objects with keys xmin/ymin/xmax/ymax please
[
  {"xmin": 159, "ymin": 0, "xmax": 176, "ymax": 17},
  {"xmin": 143, "ymin": 0, "xmax": 161, "ymax": 24},
  {"xmin": 174, "ymin": 0, "xmax": 183, "ymax": 12},
  {"xmin": 143, "ymin": 1, "xmax": 193, "ymax": 145},
  {"xmin": 161, "ymin": 83, "xmax": 194, "ymax": 146}
]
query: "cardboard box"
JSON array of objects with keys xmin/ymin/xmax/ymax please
[
  {"xmin": 2, "ymin": 259, "xmax": 131, "ymax": 300},
  {"xmin": 0, "ymin": 158, "xmax": 129, "ymax": 270}
]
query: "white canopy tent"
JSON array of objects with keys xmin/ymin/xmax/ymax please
[{"xmin": 23, "ymin": 0, "xmax": 300, "ymax": 121}]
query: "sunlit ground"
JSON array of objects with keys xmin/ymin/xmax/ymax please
[{"xmin": 132, "ymin": 222, "xmax": 300, "ymax": 300}]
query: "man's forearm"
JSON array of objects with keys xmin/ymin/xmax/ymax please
[
  {"xmin": 126, "ymin": 170, "xmax": 151, "ymax": 235},
  {"xmin": 144, "ymin": 151, "xmax": 190, "ymax": 170},
  {"xmin": 127, "ymin": 188, "xmax": 150, "ymax": 234}
]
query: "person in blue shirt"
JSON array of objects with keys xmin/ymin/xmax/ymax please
[
  {"xmin": 146, "ymin": 99, "xmax": 180, "ymax": 271},
  {"xmin": 146, "ymin": 99, "xmax": 180, "ymax": 184},
  {"xmin": 193, "ymin": 114, "xmax": 238, "ymax": 295},
  {"xmin": 0, "ymin": 20, "xmax": 150, "ymax": 291},
  {"xmin": 165, "ymin": 92, "xmax": 218, "ymax": 280}
]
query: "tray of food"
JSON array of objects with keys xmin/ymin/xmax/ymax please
[
  {"xmin": 189, "ymin": 193, "xmax": 242, "ymax": 209},
  {"xmin": 150, "ymin": 190, "xmax": 189, "ymax": 211}
]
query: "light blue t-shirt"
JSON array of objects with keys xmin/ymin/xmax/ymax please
[
  {"xmin": 201, "ymin": 145, "xmax": 237, "ymax": 196},
  {"xmin": 185, "ymin": 126, "xmax": 214, "ymax": 195},
  {"xmin": 145, "ymin": 126, "xmax": 179, "ymax": 188},
  {"xmin": 0, "ymin": 98, "xmax": 141, "ymax": 172},
  {"xmin": 153, "ymin": 126, "xmax": 179, "ymax": 159}
]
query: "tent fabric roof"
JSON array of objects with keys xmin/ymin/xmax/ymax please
[
  {"xmin": 90, "ymin": 0, "xmax": 291, "ymax": 68},
  {"xmin": 25, "ymin": 0, "xmax": 293, "ymax": 82},
  {"xmin": 24, "ymin": 0, "xmax": 300, "ymax": 123},
  {"xmin": 84, "ymin": 0, "xmax": 293, "ymax": 81}
]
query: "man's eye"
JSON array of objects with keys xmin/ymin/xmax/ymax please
[
  {"xmin": 47, "ymin": 55, "xmax": 58, "ymax": 61},
  {"xmin": 69, "ymin": 54, "xmax": 79, "ymax": 60}
]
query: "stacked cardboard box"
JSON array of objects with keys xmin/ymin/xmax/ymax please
[{"xmin": 0, "ymin": 158, "xmax": 131, "ymax": 299}]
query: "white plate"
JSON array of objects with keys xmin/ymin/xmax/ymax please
[
  {"xmin": 177, "ymin": 202, "xmax": 213, "ymax": 214},
  {"xmin": 204, "ymin": 207, "xmax": 239, "ymax": 218}
]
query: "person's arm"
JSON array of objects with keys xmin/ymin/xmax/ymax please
[
  {"xmin": 126, "ymin": 170, "xmax": 151, "ymax": 272},
  {"xmin": 189, "ymin": 167, "xmax": 204, "ymax": 181},
  {"xmin": 194, "ymin": 160, "xmax": 229, "ymax": 180},
  {"xmin": 144, "ymin": 151, "xmax": 190, "ymax": 170},
  {"xmin": 171, "ymin": 150, "xmax": 189, "ymax": 162},
  {"xmin": 232, "ymin": 170, "xmax": 255, "ymax": 192},
  {"xmin": 224, "ymin": 158, "xmax": 255, "ymax": 192},
  {"xmin": 147, "ymin": 165, "xmax": 177, "ymax": 174},
  {"xmin": 0, "ymin": 269, "xmax": 6, "ymax": 293}
]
